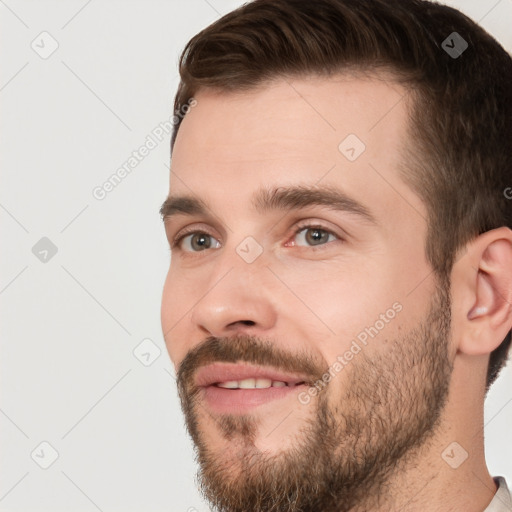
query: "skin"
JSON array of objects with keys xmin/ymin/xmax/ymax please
[{"xmin": 161, "ymin": 74, "xmax": 512, "ymax": 511}]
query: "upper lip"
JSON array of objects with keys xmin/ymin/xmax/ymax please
[{"xmin": 195, "ymin": 363, "xmax": 309, "ymax": 387}]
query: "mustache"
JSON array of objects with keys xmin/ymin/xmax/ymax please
[{"xmin": 176, "ymin": 334, "xmax": 327, "ymax": 395}]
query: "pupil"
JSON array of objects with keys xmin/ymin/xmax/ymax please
[
  {"xmin": 307, "ymin": 228, "xmax": 326, "ymax": 245},
  {"xmin": 192, "ymin": 234, "xmax": 210, "ymax": 250}
]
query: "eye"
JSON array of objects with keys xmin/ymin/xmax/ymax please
[
  {"xmin": 173, "ymin": 231, "xmax": 221, "ymax": 252},
  {"xmin": 170, "ymin": 222, "xmax": 341, "ymax": 254},
  {"xmin": 292, "ymin": 224, "xmax": 340, "ymax": 247}
]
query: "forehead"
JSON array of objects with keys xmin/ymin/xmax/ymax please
[{"xmin": 169, "ymin": 74, "xmax": 425, "ymax": 223}]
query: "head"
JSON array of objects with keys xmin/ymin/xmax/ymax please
[{"xmin": 161, "ymin": 1, "xmax": 512, "ymax": 511}]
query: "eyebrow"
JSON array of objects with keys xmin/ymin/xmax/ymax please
[{"xmin": 159, "ymin": 184, "xmax": 377, "ymax": 225}]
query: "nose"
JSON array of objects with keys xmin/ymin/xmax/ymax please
[{"xmin": 190, "ymin": 261, "xmax": 278, "ymax": 339}]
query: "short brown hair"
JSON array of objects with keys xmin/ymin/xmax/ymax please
[{"xmin": 170, "ymin": 0, "xmax": 512, "ymax": 391}]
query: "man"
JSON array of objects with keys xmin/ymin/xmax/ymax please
[{"xmin": 160, "ymin": 0, "xmax": 512, "ymax": 510}]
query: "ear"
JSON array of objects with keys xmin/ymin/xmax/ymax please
[{"xmin": 451, "ymin": 227, "xmax": 512, "ymax": 356}]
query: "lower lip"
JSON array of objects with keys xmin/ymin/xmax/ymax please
[{"xmin": 202, "ymin": 384, "xmax": 307, "ymax": 414}]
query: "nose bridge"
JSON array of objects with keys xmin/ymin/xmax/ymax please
[
  {"xmin": 209, "ymin": 229, "xmax": 270, "ymax": 288},
  {"xmin": 190, "ymin": 235, "xmax": 277, "ymax": 335}
]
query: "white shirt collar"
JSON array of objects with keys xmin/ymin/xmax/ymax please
[{"xmin": 484, "ymin": 477, "xmax": 512, "ymax": 511}]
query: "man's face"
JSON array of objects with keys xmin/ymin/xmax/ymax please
[{"xmin": 161, "ymin": 75, "xmax": 455, "ymax": 511}]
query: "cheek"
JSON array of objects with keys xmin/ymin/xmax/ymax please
[
  {"xmin": 161, "ymin": 268, "xmax": 191, "ymax": 364},
  {"xmin": 281, "ymin": 259, "xmax": 413, "ymax": 366},
  {"xmin": 281, "ymin": 258, "xmax": 391, "ymax": 332}
]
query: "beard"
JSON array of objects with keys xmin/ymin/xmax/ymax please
[{"xmin": 176, "ymin": 280, "xmax": 453, "ymax": 512}]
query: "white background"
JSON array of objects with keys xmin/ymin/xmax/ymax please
[{"xmin": 1, "ymin": 1, "xmax": 511, "ymax": 511}]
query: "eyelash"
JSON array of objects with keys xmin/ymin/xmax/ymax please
[{"xmin": 171, "ymin": 222, "xmax": 342, "ymax": 253}]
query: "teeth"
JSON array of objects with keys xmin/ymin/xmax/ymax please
[
  {"xmin": 216, "ymin": 378, "xmax": 289, "ymax": 389},
  {"xmin": 255, "ymin": 378, "xmax": 272, "ymax": 388},
  {"xmin": 239, "ymin": 378, "xmax": 256, "ymax": 389}
]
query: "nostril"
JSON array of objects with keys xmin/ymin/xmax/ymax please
[{"xmin": 226, "ymin": 319, "xmax": 256, "ymax": 331}]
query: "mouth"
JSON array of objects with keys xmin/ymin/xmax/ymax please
[{"xmin": 195, "ymin": 362, "xmax": 310, "ymax": 414}]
